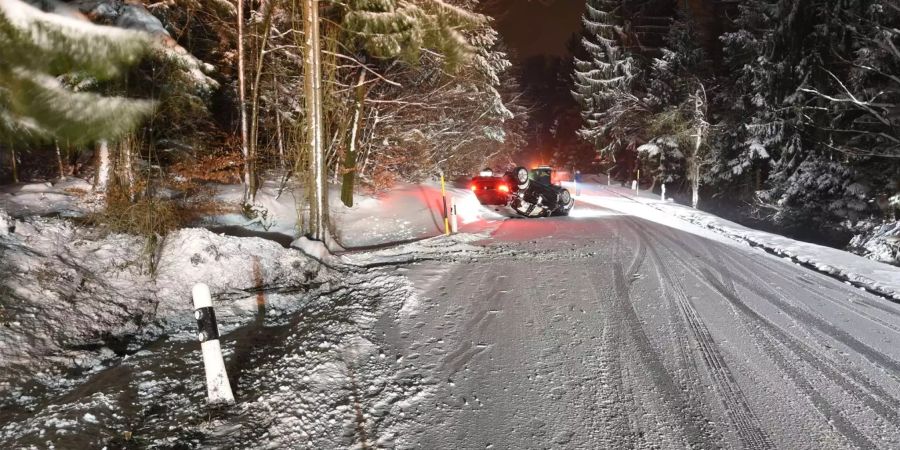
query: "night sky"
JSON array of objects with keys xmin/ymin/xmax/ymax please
[
  {"xmin": 482, "ymin": 0, "xmax": 586, "ymax": 60},
  {"xmin": 481, "ymin": 0, "xmax": 593, "ymax": 168}
]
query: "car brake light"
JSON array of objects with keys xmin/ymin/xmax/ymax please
[
  {"xmin": 471, "ymin": 184, "xmax": 478, "ymax": 191},
  {"xmin": 498, "ymin": 184, "xmax": 510, "ymax": 193}
]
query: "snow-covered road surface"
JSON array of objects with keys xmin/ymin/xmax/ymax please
[
  {"xmin": 384, "ymin": 201, "xmax": 900, "ymax": 449},
  {"xmin": 3, "ymin": 194, "xmax": 900, "ymax": 448}
]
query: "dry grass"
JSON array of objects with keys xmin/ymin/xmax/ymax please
[
  {"xmin": 94, "ymin": 188, "xmax": 185, "ymax": 237},
  {"xmin": 170, "ymin": 154, "xmax": 243, "ymax": 184}
]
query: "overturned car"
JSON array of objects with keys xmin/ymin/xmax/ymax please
[{"xmin": 470, "ymin": 166, "xmax": 574, "ymax": 217}]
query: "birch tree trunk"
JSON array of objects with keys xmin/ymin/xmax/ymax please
[
  {"xmin": 689, "ymin": 85, "xmax": 707, "ymax": 209},
  {"xmin": 690, "ymin": 128, "xmax": 702, "ymax": 208},
  {"xmin": 119, "ymin": 135, "xmax": 135, "ymax": 200},
  {"xmin": 303, "ymin": 0, "xmax": 326, "ymax": 240},
  {"xmin": 274, "ymin": 72, "xmax": 285, "ymax": 169},
  {"xmin": 55, "ymin": 141, "xmax": 65, "ymax": 180},
  {"xmin": 94, "ymin": 140, "xmax": 110, "ymax": 193},
  {"xmin": 237, "ymin": 0, "xmax": 252, "ymax": 204}
]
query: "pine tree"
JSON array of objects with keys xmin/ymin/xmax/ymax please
[{"xmin": 0, "ymin": 0, "xmax": 153, "ymax": 145}]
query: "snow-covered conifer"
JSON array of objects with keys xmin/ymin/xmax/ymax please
[
  {"xmin": 572, "ymin": 0, "xmax": 642, "ymax": 157},
  {"xmin": 0, "ymin": 0, "xmax": 154, "ymax": 145}
]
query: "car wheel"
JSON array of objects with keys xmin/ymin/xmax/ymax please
[
  {"xmin": 554, "ymin": 189, "xmax": 574, "ymax": 216},
  {"xmin": 559, "ymin": 189, "xmax": 572, "ymax": 206},
  {"xmin": 514, "ymin": 166, "xmax": 530, "ymax": 190}
]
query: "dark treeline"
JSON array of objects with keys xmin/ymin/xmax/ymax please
[{"xmin": 573, "ymin": 0, "xmax": 899, "ymax": 254}]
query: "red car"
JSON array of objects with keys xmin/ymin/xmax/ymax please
[{"xmin": 470, "ymin": 169, "xmax": 513, "ymax": 206}]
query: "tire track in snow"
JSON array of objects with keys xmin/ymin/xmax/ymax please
[
  {"xmin": 584, "ymin": 263, "xmax": 640, "ymax": 449},
  {"xmin": 630, "ymin": 225, "xmax": 775, "ymax": 450},
  {"xmin": 648, "ymin": 225, "xmax": 898, "ymax": 445},
  {"xmin": 653, "ymin": 225, "xmax": 900, "ymax": 337},
  {"xmin": 700, "ymin": 269, "xmax": 878, "ymax": 449},
  {"xmin": 609, "ymin": 262, "xmax": 720, "ymax": 448},
  {"xmin": 711, "ymin": 251, "xmax": 900, "ymax": 423}
]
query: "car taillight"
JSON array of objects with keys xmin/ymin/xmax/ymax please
[
  {"xmin": 471, "ymin": 184, "xmax": 478, "ymax": 191},
  {"xmin": 498, "ymin": 184, "xmax": 510, "ymax": 193}
]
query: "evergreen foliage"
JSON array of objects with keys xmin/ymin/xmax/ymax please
[
  {"xmin": 575, "ymin": 0, "xmax": 900, "ymax": 239},
  {"xmin": 571, "ymin": 0, "xmax": 642, "ymax": 157},
  {"xmin": 343, "ymin": 0, "xmax": 487, "ymax": 68},
  {"xmin": 0, "ymin": 0, "xmax": 154, "ymax": 145}
]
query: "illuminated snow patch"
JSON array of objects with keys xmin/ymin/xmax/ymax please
[{"xmin": 567, "ymin": 207, "xmax": 623, "ymax": 219}]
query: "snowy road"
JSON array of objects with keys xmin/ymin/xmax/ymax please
[
  {"xmin": 4, "ymin": 196, "xmax": 900, "ymax": 449},
  {"xmin": 383, "ymin": 201, "xmax": 900, "ymax": 449}
]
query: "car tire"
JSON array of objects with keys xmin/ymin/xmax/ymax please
[
  {"xmin": 554, "ymin": 189, "xmax": 574, "ymax": 216},
  {"xmin": 514, "ymin": 166, "xmax": 529, "ymax": 190}
]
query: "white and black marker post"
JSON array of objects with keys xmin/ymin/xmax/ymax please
[
  {"xmin": 192, "ymin": 283, "xmax": 235, "ymax": 405},
  {"xmin": 449, "ymin": 196, "xmax": 459, "ymax": 234}
]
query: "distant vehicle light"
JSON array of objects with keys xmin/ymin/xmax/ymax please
[
  {"xmin": 498, "ymin": 184, "xmax": 510, "ymax": 193},
  {"xmin": 470, "ymin": 184, "xmax": 478, "ymax": 191}
]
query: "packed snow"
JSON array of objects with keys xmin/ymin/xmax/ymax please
[{"xmin": 574, "ymin": 176, "xmax": 900, "ymax": 301}]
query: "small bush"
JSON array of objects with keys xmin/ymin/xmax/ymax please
[{"xmin": 94, "ymin": 188, "xmax": 185, "ymax": 237}]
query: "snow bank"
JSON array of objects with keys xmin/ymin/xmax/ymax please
[
  {"xmin": 153, "ymin": 228, "xmax": 326, "ymax": 322},
  {"xmin": 0, "ymin": 209, "xmax": 11, "ymax": 235},
  {"xmin": 210, "ymin": 179, "xmax": 503, "ymax": 248},
  {"xmin": 577, "ymin": 181, "xmax": 900, "ymax": 301},
  {"xmin": 0, "ymin": 212, "xmax": 328, "ymax": 391},
  {"xmin": 340, "ymin": 231, "xmax": 489, "ymax": 268},
  {"xmin": 0, "ymin": 178, "xmax": 93, "ymax": 217}
]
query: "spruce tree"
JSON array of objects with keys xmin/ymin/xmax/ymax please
[
  {"xmin": 572, "ymin": 0, "xmax": 646, "ymax": 180},
  {"xmin": 0, "ymin": 0, "xmax": 153, "ymax": 145},
  {"xmin": 343, "ymin": 0, "xmax": 486, "ymax": 68},
  {"xmin": 337, "ymin": 0, "xmax": 489, "ymax": 207}
]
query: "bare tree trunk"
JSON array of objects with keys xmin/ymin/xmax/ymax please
[
  {"xmin": 55, "ymin": 141, "xmax": 66, "ymax": 180},
  {"xmin": 237, "ymin": 0, "xmax": 252, "ymax": 204},
  {"xmin": 94, "ymin": 140, "xmax": 110, "ymax": 193},
  {"xmin": 303, "ymin": 0, "xmax": 326, "ymax": 240},
  {"xmin": 10, "ymin": 147, "xmax": 19, "ymax": 183},
  {"xmin": 341, "ymin": 70, "xmax": 367, "ymax": 207},
  {"xmin": 248, "ymin": 0, "xmax": 278, "ymax": 203}
]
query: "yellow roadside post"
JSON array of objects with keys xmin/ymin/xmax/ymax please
[{"xmin": 440, "ymin": 172, "xmax": 450, "ymax": 235}]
